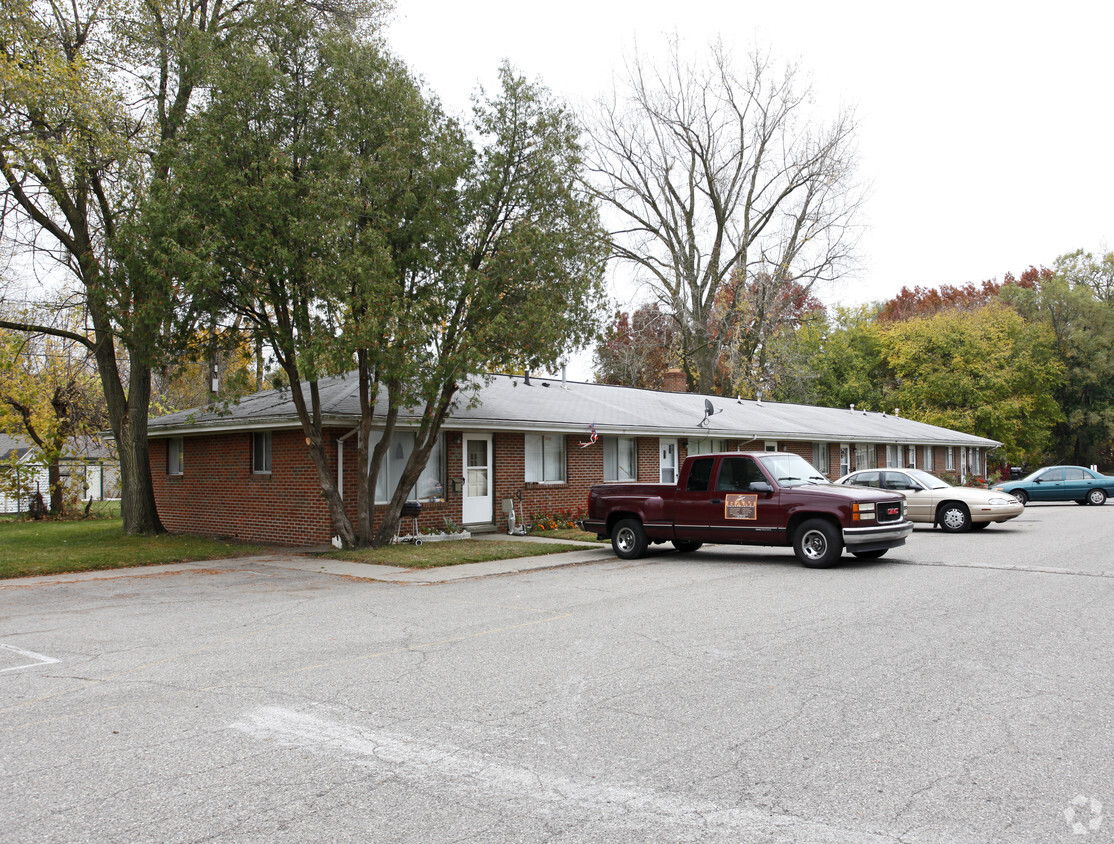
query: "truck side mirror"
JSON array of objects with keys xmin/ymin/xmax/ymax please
[{"xmin": 750, "ymin": 481, "xmax": 773, "ymax": 493}]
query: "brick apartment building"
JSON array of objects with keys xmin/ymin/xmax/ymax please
[{"xmin": 146, "ymin": 370, "xmax": 999, "ymax": 545}]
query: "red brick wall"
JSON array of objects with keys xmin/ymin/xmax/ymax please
[
  {"xmin": 151, "ymin": 429, "xmax": 963, "ymax": 545},
  {"xmin": 152, "ymin": 428, "xmax": 464, "ymax": 545},
  {"xmin": 153, "ymin": 429, "xmax": 337, "ymax": 545}
]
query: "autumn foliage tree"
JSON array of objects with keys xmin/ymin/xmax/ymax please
[
  {"xmin": 877, "ymin": 303, "xmax": 1062, "ymax": 465},
  {"xmin": 594, "ymin": 304, "xmax": 678, "ymax": 389},
  {"xmin": 711, "ymin": 267, "xmax": 826, "ymax": 397},
  {"xmin": 0, "ymin": 312, "xmax": 107, "ymax": 514}
]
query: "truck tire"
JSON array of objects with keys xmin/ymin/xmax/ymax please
[
  {"xmin": 672, "ymin": 540, "xmax": 703, "ymax": 553},
  {"xmin": 793, "ymin": 518, "xmax": 843, "ymax": 568},
  {"xmin": 612, "ymin": 518, "xmax": 648, "ymax": 560},
  {"xmin": 851, "ymin": 549, "xmax": 887, "ymax": 559}
]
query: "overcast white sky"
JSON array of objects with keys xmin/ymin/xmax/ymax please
[{"xmin": 388, "ymin": 1, "xmax": 1111, "ymax": 375}]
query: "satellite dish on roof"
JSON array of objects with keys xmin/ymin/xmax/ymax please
[{"xmin": 699, "ymin": 398, "xmax": 722, "ymax": 428}]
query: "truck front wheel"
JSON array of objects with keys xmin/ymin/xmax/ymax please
[
  {"xmin": 612, "ymin": 518, "xmax": 648, "ymax": 559},
  {"xmin": 793, "ymin": 519, "xmax": 843, "ymax": 568}
]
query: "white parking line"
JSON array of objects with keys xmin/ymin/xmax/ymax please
[
  {"xmin": 0, "ymin": 643, "xmax": 60, "ymax": 673},
  {"xmin": 233, "ymin": 706, "xmax": 890, "ymax": 842}
]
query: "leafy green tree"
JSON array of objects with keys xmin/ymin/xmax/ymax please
[
  {"xmin": 1053, "ymin": 248, "xmax": 1114, "ymax": 306},
  {"xmin": 370, "ymin": 64, "xmax": 608, "ymax": 545},
  {"xmin": 877, "ymin": 303, "xmax": 1062, "ymax": 464},
  {"xmin": 0, "ymin": 0, "xmax": 374, "ymax": 534},
  {"xmin": 1001, "ymin": 260, "xmax": 1114, "ymax": 467},
  {"xmin": 156, "ymin": 18, "xmax": 606, "ymax": 546},
  {"xmin": 784, "ymin": 305, "xmax": 891, "ymax": 411}
]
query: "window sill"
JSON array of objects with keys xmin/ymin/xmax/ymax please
[{"xmin": 525, "ymin": 481, "xmax": 567, "ymax": 487}]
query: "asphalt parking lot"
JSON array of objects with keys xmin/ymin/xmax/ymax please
[{"xmin": 2, "ymin": 503, "xmax": 1112, "ymax": 843}]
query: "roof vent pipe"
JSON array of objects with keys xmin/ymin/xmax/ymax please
[
  {"xmin": 524, "ymin": 370, "xmax": 531, "ymax": 385},
  {"xmin": 850, "ymin": 403, "xmax": 855, "ymax": 413},
  {"xmin": 894, "ymin": 408, "xmax": 900, "ymax": 417}
]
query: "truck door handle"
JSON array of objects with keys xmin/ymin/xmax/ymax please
[{"xmin": 710, "ymin": 498, "xmax": 723, "ymax": 504}]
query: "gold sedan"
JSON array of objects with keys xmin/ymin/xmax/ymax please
[{"xmin": 836, "ymin": 468, "xmax": 1024, "ymax": 533}]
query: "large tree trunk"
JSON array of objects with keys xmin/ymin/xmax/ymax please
[
  {"xmin": 374, "ymin": 382, "xmax": 458, "ymax": 547},
  {"xmin": 86, "ymin": 266, "xmax": 165, "ymax": 536},
  {"xmin": 284, "ymin": 366, "xmax": 356, "ymax": 547},
  {"xmin": 47, "ymin": 461, "xmax": 63, "ymax": 515}
]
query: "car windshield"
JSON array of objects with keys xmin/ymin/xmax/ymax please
[
  {"xmin": 904, "ymin": 469, "xmax": 950, "ymax": 490},
  {"xmin": 758, "ymin": 454, "xmax": 830, "ymax": 487}
]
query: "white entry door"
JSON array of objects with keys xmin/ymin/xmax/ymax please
[
  {"xmin": 660, "ymin": 438, "xmax": 678, "ymax": 484},
  {"xmin": 462, "ymin": 434, "xmax": 493, "ymax": 524}
]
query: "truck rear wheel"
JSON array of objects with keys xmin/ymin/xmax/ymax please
[
  {"xmin": 612, "ymin": 518, "xmax": 648, "ymax": 559},
  {"xmin": 793, "ymin": 518, "xmax": 843, "ymax": 568}
]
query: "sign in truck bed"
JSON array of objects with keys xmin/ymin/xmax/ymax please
[{"xmin": 583, "ymin": 451, "xmax": 912, "ymax": 568}]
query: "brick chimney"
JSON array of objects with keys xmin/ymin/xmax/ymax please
[{"xmin": 663, "ymin": 369, "xmax": 687, "ymax": 393}]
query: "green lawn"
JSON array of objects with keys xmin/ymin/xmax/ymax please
[
  {"xmin": 529, "ymin": 527, "xmax": 607, "ymax": 543},
  {"xmin": 320, "ymin": 538, "xmax": 592, "ymax": 569},
  {"xmin": 0, "ymin": 517, "xmax": 603, "ymax": 579},
  {"xmin": 0, "ymin": 518, "xmax": 265, "ymax": 579}
]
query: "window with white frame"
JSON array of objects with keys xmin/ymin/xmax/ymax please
[
  {"xmin": 924, "ymin": 446, "xmax": 934, "ymax": 472},
  {"xmin": 688, "ymin": 438, "xmax": 726, "ymax": 455},
  {"xmin": 253, "ymin": 431, "xmax": 272, "ymax": 474},
  {"xmin": 839, "ymin": 443, "xmax": 851, "ymax": 476},
  {"xmin": 764, "ymin": 440, "xmax": 779, "ymax": 452},
  {"xmin": 907, "ymin": 445, "xmax": 916, "ymax": 469},
  {"xmin": 971, "ymin": 449, "xmax": 981, "ymax": 475},
  {"xmin": 370, "ymin": 431, "xmax": 444, "ymax": 502},
  {"xmin": 525, "ymin": 433, "xmax": 566, "ymax": 483},
  {"xmin": 812, "ymin": 442, "xmax": 830, "ymax": 475},
  {"xmin": 854, "ymin": 443, "xmax": 875, "ymax": 470},
  {"xmin": 886, "ymin": 445, "xmax": 900, "ymax": 467},
  {"xmin": 946, "ymin": 447, "xmax": 955, "ymax": 471},
  {"xmin": 167, "ymin": 437, "xmax": 184, "ymax": 475},
  {"xmin": 603, "ymin": 436, "xmax": 637, "ymax": 482}
]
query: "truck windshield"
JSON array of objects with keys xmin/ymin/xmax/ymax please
[{"xmin": 757, "ymin": 454, "xmax": 830, "ymax": 487}]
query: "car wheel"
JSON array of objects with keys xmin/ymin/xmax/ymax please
[
  {"xmin": 611, "ymin": 518, "xmax": 648, "ymax": 560},
  {"xmin": 938, "ymin": 502, "xmax": 971, "ymax": 533},
  {"xmin": 1013, "ymin": 489, "xmax": 1029, "ymax": 506},
  {"xmin": 793, "ymin": 518, "xmax": 842, "ymax": 568},
  {"xmin": 672, "ymin": 540, "xmax": 703, "ymax": 553},
  {"xmin": 1087, "ymin": 488, "xmax": 1107, "ymax": 506},
  {"xmin": 851, "ymin": 549, "xmax": 887, "ymax": 559},
  {"xmin": 970, "ymin": 521, "xmax": 991, "ymax": 531}
]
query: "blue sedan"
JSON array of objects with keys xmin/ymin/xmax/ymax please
[{"xmin": 993, "ymin": 465, "xmax": 1114, "ymax": 506}]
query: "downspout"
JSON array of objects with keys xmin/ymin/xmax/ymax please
[{"xmin": 337, "ymin": 427, "xmax": 360, "ymax": 500}]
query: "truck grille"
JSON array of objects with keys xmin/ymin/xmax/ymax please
[{"xmin": 877, "ymin": 500, "xmax": 904, "ymax": 523}]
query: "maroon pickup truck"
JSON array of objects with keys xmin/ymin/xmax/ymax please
[{"xmin": 583, "ymin": 451, "xmax": 912, "ymax": 568}]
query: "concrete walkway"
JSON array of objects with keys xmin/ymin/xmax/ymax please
[{"xmin": 0, "ymin": 534, "xmax": 616, "ymax": 588}]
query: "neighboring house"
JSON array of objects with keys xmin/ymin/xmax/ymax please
[
  {"xmin": 145, "ymin": 371, "xmax": 1000, "ymax": 546},
  {"xmin": 0, "ymin": 432, "xmax": 121, "ymax": 515}
]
